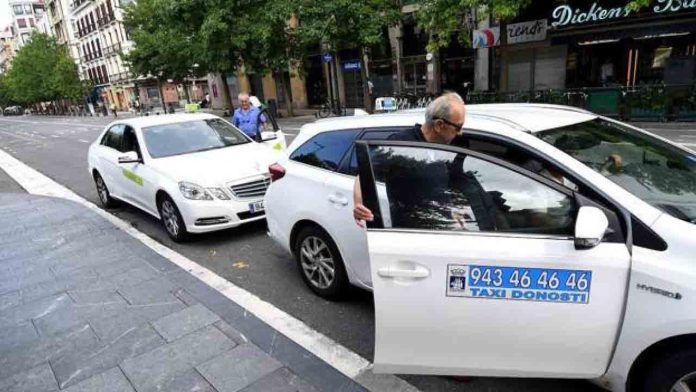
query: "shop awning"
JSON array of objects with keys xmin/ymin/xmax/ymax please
[{"xmin": 550, "ymin": 19, "xmax": 696, "ymax": 45}]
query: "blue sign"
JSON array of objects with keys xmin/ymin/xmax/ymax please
[
  {"xmin": 342, "ymin": 61, "xmax": 361, "ymax": 71},
  {"xmin": 321, "ymin": 53, "xmax": 333, "ymax": 64},
  {"xmin": 446, "ymin": 264, "xmax": 592, "ymax": 304}
]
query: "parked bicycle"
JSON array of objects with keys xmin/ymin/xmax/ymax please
[{"xmin": 315, "ymin": 100, "xmax": 347, "ymax": 118}]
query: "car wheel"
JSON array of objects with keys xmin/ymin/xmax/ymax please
[
  {"xmin": 643, "ymin": 348, "xmax": 696, "ymax": 392},
  {"xmin": 94, "ymin": 172, "xmax": 117, "ymax": 209},
  {"xmin": 158, "ymin": 195, "xmax": 189, "ymax": 242},
  {"xmin": 294, "ymin": 225, "xmax": 349, "ymax": 300}
]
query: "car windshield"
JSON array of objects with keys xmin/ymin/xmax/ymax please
[
  {"xmin": 142, "ymin": 118, "xmax": 250, "ymax": 158},
  {"xmin": 538, "ymin": 119, "xmax": 696, "ymax": 224}
]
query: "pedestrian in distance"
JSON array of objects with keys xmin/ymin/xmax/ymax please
[
  {"xmin": 352, "ymin": 92, "xmax": 466, "ymax": 226},
  {"xmin": 232, "ymin": 93, "xmax": 266, "ymax": 140},
  {"xmin": 167, "ymin": 103, "xmax": 175, "ymax": 114},
  {"xmin": 110, "ymin": 102, "xmax": 117, "ymax": 118}
]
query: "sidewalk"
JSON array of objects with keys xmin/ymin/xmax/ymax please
[{"xmin": 0, "ymin": 193, "xmax": 365, "ymax": 392}]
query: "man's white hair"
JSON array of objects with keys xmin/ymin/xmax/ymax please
[
  {"xmin": 424, "ymin": 92, "xmax": 464, "ymax": 127},
  {"xmin": 238, "ymin": 92, "xmax": 250, "ymax": 101}
]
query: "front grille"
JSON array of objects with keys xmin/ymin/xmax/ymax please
[
  {"xmin": 237, "ymin": 210, "xmax": 266, "ymax": 220},
  {"xmin": 229, "ymin": 178, "xmax": 270, "ymax": 199}
]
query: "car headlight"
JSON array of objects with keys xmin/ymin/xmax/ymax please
[
  {"xmin": 178, "ymin": 182, "xmax": 213, "ymax": 200},
  {"xmin": 206, "ymin": 187, "xmax": 230, "ymax": 200}
]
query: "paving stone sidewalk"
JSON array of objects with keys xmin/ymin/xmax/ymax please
[{"xmin": 0, "ymin": 193, "xmax": 365, "ymax": 392}]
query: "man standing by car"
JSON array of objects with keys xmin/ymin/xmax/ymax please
[
  {"xmin": 353, "ymin": 92, "xmax": 466, "ymax": 225},
  {"xmin": 232, "ymin": 93, "xmax": 266, "ymax": 140}
]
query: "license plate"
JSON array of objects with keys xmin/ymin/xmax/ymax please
[{"xmin": 249, "ymin": 201, "xmax": 264, "ymax": 213}]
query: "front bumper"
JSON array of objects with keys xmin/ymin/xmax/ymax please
[{"xmin": 176, "ymin": 197, "xmax": 266, "ymax": 233}]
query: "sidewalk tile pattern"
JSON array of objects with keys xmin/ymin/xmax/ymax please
[{"xmin": 0, "ymin": 194, "xmax": 364, "ymax": 392}]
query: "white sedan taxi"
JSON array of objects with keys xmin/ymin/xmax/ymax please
[
  {"xmin": 88, "ymin": 113, "xmax": 282, "ymax": 241},
  {"xmin": 266, "ymin": 104, "xmax": 696, "ymax": 391}
]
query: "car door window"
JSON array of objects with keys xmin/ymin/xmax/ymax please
[
  {"xmin": 101, "ymin": 125, "xmax": 124, "ymax": 151},
  {"xmin": 122, "ymin": 126, "xmax": 141, "ymax": 156},
  {"xmin": 342, "ymin": 127, "xmax": 411, "ymax": 175},
  {"xmin": 367, "ymin": 145, "xmax": 576, "ymax": 235},
  {"xmin": 289, "ymin": 129, "xmax": 359, "ymax": 171}
]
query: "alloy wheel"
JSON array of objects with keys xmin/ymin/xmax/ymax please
[
  {"xmin": 299, "ymin": 236, "xmax": 335, "ymax": 289},
  {"xmin": 160, "ymin": 200, "xmax": 179, "ymax": 237},
  {"xmin": 96, "ymin": 176, "xmax": 109, "ymax": 204},
  {"xmin": 672, "ymin": 372, "xmax": 696, "ymax": 392}
]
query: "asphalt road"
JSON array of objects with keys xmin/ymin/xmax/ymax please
[{"xmin": 1, "ymin": 113, "xmax": 693, "ymax": 392}]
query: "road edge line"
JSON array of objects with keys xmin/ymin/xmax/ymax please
[{"xmin": 0, "ymin": 148, "xmax": 419, "ymax": 392}]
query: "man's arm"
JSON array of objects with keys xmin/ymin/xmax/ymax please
[{"xmin": 353, "ymin": 176, "xmax": 373, "ymax": 227}]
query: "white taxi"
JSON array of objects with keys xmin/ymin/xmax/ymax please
[
  {"xmin": 266, "ymin": 104, "xmax": 696, "ymax": 391},
  {"xmin": 88, "ymin": 113, "xmax": 283, "ymax": 241}
]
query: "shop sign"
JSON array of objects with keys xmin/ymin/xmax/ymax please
[
  {"xmin": 322, "ymin": 53, "xmax": 333, "ymax": 63},
  {"xmin": 506, "ymin": 19, "xmax": 547, "ymax": 44},
  {"xmin": 552, "ymin": 0, "xmax": 696, "ymax": 28},
  {"xmin": 472, "ymin": 27, "xmax": 500, "ymax": 48},
  {"xmin": 342, "ymin": 60, "xmax": 361, "ymax": 71}
]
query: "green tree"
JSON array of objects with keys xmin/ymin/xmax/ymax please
[
  {"xmin": 123, "ymin": 0, "xmax": 208, "ymax": 108},
  {"xmin": 3, "ymin": 33, "xmax": 85, "ymax": 110},
  {"xmin": 295, "ymin": 0, "xmax": 402, "ymax": 111}
]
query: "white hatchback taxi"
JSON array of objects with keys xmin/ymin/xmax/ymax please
[
  {"xmin": 88, "ymin": 113, "xmax": 283, "ymax": 241},
  {"xmin": 266, "ymin": 104, "xmax": 696, "ymax": 391}
]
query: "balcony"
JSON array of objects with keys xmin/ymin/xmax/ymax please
[
  {"xmin": 81, "ymin": 51, "xmax": 102, "ymax": 62},
  {"xmin": 110, "ymin": 72, "xmax": 130, "ymax": 83},
  {"xmin": 97, "ymin": 12, "xmax": 115, "ymax": 27},
  {"xmin": 69, "ymin": 0, "xmax": 93, "ymax": 12},
  {"xmin": 103, "ymin": 42, "xmax": 121, "ymax": 56}
]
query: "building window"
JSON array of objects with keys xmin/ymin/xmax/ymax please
[
  {"xmin": 29, "ymin": 18, "xmax": 35, "ymax": 27},
  {"xmin": 13, "ymin": 5, "xmax": 23, "ymax": 15},
  {"xmin": 23, "ymin": 4, "xmax": 32, "ymax": 13},
  {"xmin": 17, "ymin": 18, "xmax": 26, "ymax": 28}
]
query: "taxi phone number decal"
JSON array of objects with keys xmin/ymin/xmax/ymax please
[{"xmin": 447, "ymin": 264, "xmax": 592, "ymax": 304}]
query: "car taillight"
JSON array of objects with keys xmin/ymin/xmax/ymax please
[{"xmin": 269, "ymin": 163, "xmax": 286, "ymax": 182}]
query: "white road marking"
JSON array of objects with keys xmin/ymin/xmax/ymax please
[
  {"xmin": 0, "ymin": 148, "xmax": 418, "ymax": 392},
  {"xmin": 0, "ymin": 118, "xmax": 103, "ymax": 129},
  {"xmin": 78, "ymin": 139, "xmax": 90, "ymax": 143}
]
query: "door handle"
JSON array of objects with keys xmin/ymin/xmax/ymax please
[
  {"xmin": 328, "ymin": 194, "xmax": 349, "ymax": 206},
  {"xmin": 377, "ymin": 265, "xmax": 430, "ymax": 279}
]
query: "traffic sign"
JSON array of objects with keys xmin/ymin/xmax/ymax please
[{"xmin": 322, "ymin": 53, "xmax": 333, "ymax": 63}]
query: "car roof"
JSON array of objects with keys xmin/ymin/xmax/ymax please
[
  {"xmin": 116, "ymin": 113, "xmax": 221, "ymax": 129},
  {"xmin": 301, "ymin": 103, "xmax": 598, "ymax": 136}
]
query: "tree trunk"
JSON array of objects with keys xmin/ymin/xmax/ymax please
[
  {"xmin": 359, "ymin": 48, "xmax": 372, "ymax": 113},
  {"xmin": 219, "ymin": 73, "xmax": 233, "ymax": 112},
  {"xmin": 157, "ymin": 79, "xmax": 166, "ymax": 112},
  {"xmin": 277, "ymin": 70, "xmax": 294, "ymax": 117},
  {"xmin": 183, "ymin": 81, "xmax": 191, "ymax": 103}
]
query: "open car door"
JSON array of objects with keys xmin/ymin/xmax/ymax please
[
  {"xmin": 355, "ymin": 140, "xmax": 631, "ymax": 378},
  {"xmin": 249, "ymin": 96, "xmax": 287, "ymax": 151}
]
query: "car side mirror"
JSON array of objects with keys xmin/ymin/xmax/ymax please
[
  {"xmin": 118, "ymin": 151, "xmax": 141, "ymax": 164},
  {"xmin": 574, "ymin": 206, "xmax": 609, "ymax": 250}
]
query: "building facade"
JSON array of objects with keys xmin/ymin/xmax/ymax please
[
  {"xmin": 9, "ymin": 0, "xmax": 45, "ymax": 50},
  {"xmin": 0, "ymin": 26, "xmax": 16, "ymax": 74},
  {"xmin": 70, "ymin": 0, "xmax": 134, "ymax": 110}
]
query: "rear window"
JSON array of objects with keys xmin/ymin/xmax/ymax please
[{"xmin": 290, "ymin": 129, "xmax": 359, "ymax": 171}]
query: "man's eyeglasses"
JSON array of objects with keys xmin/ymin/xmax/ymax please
[{"xmin": 433, "ymin": 117, "xmax": 463, "ymax": 130}]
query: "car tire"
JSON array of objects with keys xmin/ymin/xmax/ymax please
[
  {"xmin": 158, "ymin": 195, "xmax": 189, "ymax": 242},
  {"xmin": 293, "ymin": 225, "xmax": 349, "ymax": 300},
  {"xmin": 93, "ymin": 172, "xmax": 117, "ymax": 209},
  {"xmin": 643, "ymin": 347, "xmax": 696, "ymax": 392}
]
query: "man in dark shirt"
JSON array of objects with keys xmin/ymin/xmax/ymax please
[{"xmin": 353, "ymin": 92, "xmax": 466, "ymax": 225}]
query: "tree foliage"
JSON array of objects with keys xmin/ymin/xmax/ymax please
[
  {"xmin": 122, "ymin": 0, "xmax": 208, "ymax": 82},
  {"xmin": 2, "ymin": 33, "xmax": 88, "ymax": 104}
]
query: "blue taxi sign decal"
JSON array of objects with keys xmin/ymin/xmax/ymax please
[{"xmin": 446, "ymin": 264, "xmax": 592, "ymax": 304}]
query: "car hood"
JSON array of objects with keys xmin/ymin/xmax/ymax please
[{"xmin": 148, "ymin": 142, "xmax": 280, "ymax": 186}]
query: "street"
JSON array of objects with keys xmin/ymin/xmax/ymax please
[{"xmin": 1, "ymin": 113, "xmax": 694, "ymax": 392}]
